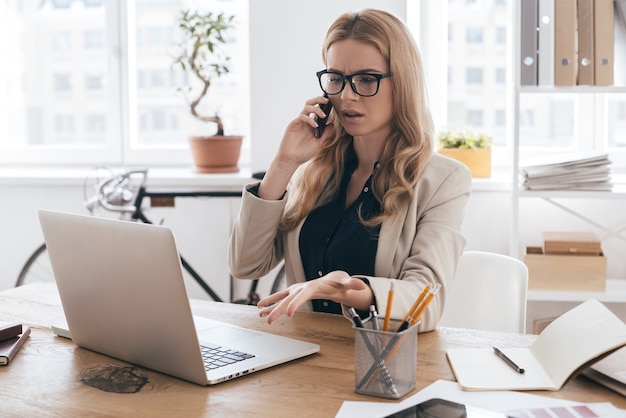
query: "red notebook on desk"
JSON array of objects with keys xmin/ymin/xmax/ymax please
[{"xmin": 0, "ymin": 326, "xmax": 31, "ymax": 365}]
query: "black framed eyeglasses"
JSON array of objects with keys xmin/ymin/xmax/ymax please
[{"xmin": 316, "ymin": 70, "xmax": 392, "ymax": 97}]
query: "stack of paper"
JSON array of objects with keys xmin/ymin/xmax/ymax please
[{"xmin": 521, "ymin": 152, "xmax": 612, "ymax": 191}]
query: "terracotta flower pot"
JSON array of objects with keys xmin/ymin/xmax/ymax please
[
  {"xmin": 188, "ymin": 135, "xmax": 243, "ymax": 173},
  {"xmin": 438, "ymin": 148, "xmax": 491, "ymax": 178}
]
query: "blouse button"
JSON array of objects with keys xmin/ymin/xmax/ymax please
[
  {"xmin": 363, "ymin": 186, "xmax": 369, "ymax": 193},
  {"xmin": 318, "ymin": 270, "xmax": 323, "ymax": 277},
  {"xmin": 322, "ymin": 301, "xmax": 329, "ymax": 307}
]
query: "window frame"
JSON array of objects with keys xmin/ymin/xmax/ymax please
[{"xmin": 0, "ymin": 0, "xmax": 249, "ymax": 168}]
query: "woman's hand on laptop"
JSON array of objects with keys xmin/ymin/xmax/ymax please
[{"xmin": 257, "ymin": 271, "xmax": 373, "ymax": 324}]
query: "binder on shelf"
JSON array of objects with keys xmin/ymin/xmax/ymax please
[
  {"xmin": 576, "ymin": 0, "xmax": 594, "ymax": 85},
  {"xmin": 520, "ymin": 0, "xmax": 539, "ymax": 86},
  {"xmin": 537, "ymin": 0, "xmax": 555, "ymax": 86},
  {"xmin": 554, "ymin": 0, "xmax": 577, "ymax": 86},
  {"xmin": 618, "ymin": 0, "xmax": 626, "ymax": 27},
  {"xmin": 594, "ymin": 0, "xmax": 615, "ymax": 86}
]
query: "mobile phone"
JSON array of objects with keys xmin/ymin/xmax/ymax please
[
  {"xmin": 385, "ymin": 398, "xmax": 506, "ymax": 418},
  {"xmin": 315, "ymin": 95, "xmax": 333, "ymax": 138}
]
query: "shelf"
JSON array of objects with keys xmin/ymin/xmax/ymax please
[
  {"xmin": 527, "ymin": 279, "xmax": 626, "ymax": 303},
  {"xmin": 518, "ymin": 186, "xmax": 626, "ymax": 199},
  {"xmin": 519, "ymin": 86, "xmax": 626, "ymax": 94}
]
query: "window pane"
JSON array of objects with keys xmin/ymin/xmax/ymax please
[
  {"xmin": 607, "ymin": 94, "xmax": 626, "ymax": 148},
  {"xmin": 0, "ymin": 0, "xmax": 116, "ymax": 164},
  {"xmin": 446, "ymin": 0, "xmax": 508, "ymax": 143},
  {"xmin": 131, "ymin": 0, "xmax": 249, "ymax": 152},
  {"xmin": 518, "ymin": 93, "xmax": 578, "ymax": 163}
]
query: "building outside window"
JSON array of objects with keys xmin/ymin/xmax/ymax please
[{"xmin": 0, "ymin": 0, "xmax": 249, "ymax": 166}]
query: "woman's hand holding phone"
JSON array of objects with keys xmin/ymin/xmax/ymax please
[{"xmin": 258, "ymin": 96, "xmax": 334, "ymax": 200}]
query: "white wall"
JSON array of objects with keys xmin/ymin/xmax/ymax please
[{"xmin": 248, "ymin": 0, "xmax": 407, "ymax": 172}]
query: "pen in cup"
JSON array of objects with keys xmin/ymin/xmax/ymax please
[
  {"xmin": 351, "ymin": 307, "xmax": 398, "ymax": 394},
  {"xmin": 349, "ymin": 307, "xmax": 365, "ymax": 328},
  {"xmin": 370, "ymin": 305, "xmax": 380, "ymax": 331},
  {"xmin": 361, "ymin": 283, "xmax": 440, "ymax": 387},
  {"xmin": 493, "ymin": 346, "xmax": 525, "ymax": 374}
]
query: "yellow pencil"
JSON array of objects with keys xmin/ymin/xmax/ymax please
[
  {"xmin": 382, "ymin": 282, "xmax": 394, "ymax": 331},
  {"xmin": 411, "ymin": 284, "xmax": 441, "ymax": 326},
  {"xmin": 396, "ymin": 284, "xmax": 430, "ymax": 332}
]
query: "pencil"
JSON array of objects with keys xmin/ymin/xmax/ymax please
[
  {"xmin": 396, "ymin": 284, "xmax": 430, "ymax": 332},
  {"xmin": 411, "ymin": 284, "xmax": 441, "ymax": 326},
  {"xmin": 382, "ymin": 282, "xmax": 394, "ymax": 331}
]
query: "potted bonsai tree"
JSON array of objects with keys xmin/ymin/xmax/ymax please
[
  {"xmin": 174, "ymin": 9, "xmax": 242, "ymax": 173},
  {"xmin": 437, "ymin": 127, "xmax": 493, "ymax": 178}
]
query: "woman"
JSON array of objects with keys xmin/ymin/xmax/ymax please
[{"xmin": 229, "ymin": 9, "xmax": 471, "ymax": 332}]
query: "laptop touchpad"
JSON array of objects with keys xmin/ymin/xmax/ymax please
[{"xmin": 198, "ymin": 325, "xmax": 261, "ymax": 345}]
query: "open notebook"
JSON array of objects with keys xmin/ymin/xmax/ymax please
[
  {"xmin": 39, "ymin": 210, "xmax": 319, "ymax": 385},
  {"xmin": 446, "ymin": 299, "xmax": 626, "ymax": 391}
]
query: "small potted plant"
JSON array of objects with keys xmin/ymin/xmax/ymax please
[
  {"xmin": 437, "ymin": 128, "xmax": 493, "ymax": 178},
  {"xmin": 174, "ymin": 9, "xmax": 242, "ymax": 173}
]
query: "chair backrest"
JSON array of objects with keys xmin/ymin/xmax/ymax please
[{"xmin": 438, "ymin": 251, "xmax": 529, "ymax": 333}]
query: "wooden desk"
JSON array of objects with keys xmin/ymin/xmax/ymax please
[{"xmin": 0, "ymin": 283, "xmax": 624, "ymax": 417}]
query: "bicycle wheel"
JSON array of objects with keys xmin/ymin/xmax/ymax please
[{"xmin": 16, "ymin": 243, "xmax": 55, "ymax": 286}]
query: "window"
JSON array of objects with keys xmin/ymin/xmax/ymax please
[
  {"xmin": 54, "ymin": 74, "xmax": 72, "ymax": 91},
  {"xmin": 55, "ymin": 114, "xmax": 75, "ymax": 136},
  {"xmin": 85, "ymin": 74, "xmax": 103, "ymax": 90},
  {"xmin": 52, "ymin": 32, "xmax": 72, "ymax": 52},
  {"xmin": 426, "ymin": 1, "xmax": 626, "ymax": 172},
  {"xmin": 84, "ymin": 30, "xmax": 104, "ymax": 50},
  {"xmin": 495, "ymin": 27, "xmax": 506, "ymax": 44},
  {"xmin": 466, "ymin": 110, "xmax": 484, "ymax": 127},
  {"xmin": 86, "ymin": 114, "xmax": 106, "ymax": 134},
  {"xmin": 0, "ymin": 0, "xmax": 249, "ymax": 166},
  {"xmin": 495, "ymin": 68, "xmax": 506, "ymax": 85},
  {"xmin": 466, "ymin": 27, "xmax": 483, "ymax": 44},
  {"xmin": 442, "ymin": 0, "xmax": 509, "ymax": 155},
  {"xmin": 495, "ymin": 109, "xmax": 506, "ymax": 128},
  {"xmin": 466, "ymin": 68, "xmax": 483, "ymax": 85}
]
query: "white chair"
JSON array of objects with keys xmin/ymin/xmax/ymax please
[{"xmin": 438, "ymin": 251, "xmax": 529, "ymax": 333}]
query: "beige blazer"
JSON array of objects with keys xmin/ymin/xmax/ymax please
[{"xmin": 229, "ymin": 153, "xmax": 472, "ymax": 332}]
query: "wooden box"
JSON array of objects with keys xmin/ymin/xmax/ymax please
[
  {"xmin": 524, "ymin": 246, "xmax": 606, "ymax": 292},
  {"xmin": 543, "ymin": 231, "xmax": 602, "ymax": 255}
]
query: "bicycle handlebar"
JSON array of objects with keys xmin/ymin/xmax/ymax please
[{"xmin": 84, "ymin": 168, "xmax": 148, "ymax": 214}]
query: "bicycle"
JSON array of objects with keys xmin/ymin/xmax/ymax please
[{"xmin": 16, "ymin": 167, "xmax": 285, "ymax": 305}]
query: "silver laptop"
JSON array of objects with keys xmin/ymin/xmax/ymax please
[{"xmin": 39, "ymin": 209, "xmax": 319, "ymax": 385}]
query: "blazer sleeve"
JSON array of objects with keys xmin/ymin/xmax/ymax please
[{"xmin": 228, "ymin": 182, "xmax": 287, "ymax": 280}]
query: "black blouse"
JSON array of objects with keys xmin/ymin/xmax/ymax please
[{"xmin": 299, "ymin": 143, "xmax": 381, "ymax": 314}]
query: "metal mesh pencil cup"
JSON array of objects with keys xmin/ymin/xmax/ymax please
[{"xmin": 353, "ymin": 319, "xmax": 418, "ymax": 399}]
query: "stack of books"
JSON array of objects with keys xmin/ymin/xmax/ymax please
[
  {"xmin": 521, "ymin": 152, "xmax": 612, "ymax": 191},
  {"xmin": 0, "ymin": 321, "xmax": 30, "ymax": 365}
]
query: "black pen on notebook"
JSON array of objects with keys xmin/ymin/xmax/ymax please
[{"xmin": 493, "ymin": 346, "xmax": 525, "ymax": 374}]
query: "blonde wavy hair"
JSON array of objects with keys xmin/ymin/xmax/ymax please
[{"xmin": 281, "ymin": 9, "xmax": 434, "ymax": 231}]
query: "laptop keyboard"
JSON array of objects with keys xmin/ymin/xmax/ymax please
[{"xmin": 200, "ymin": 343, "xmax": 256, "ymax": 371}]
